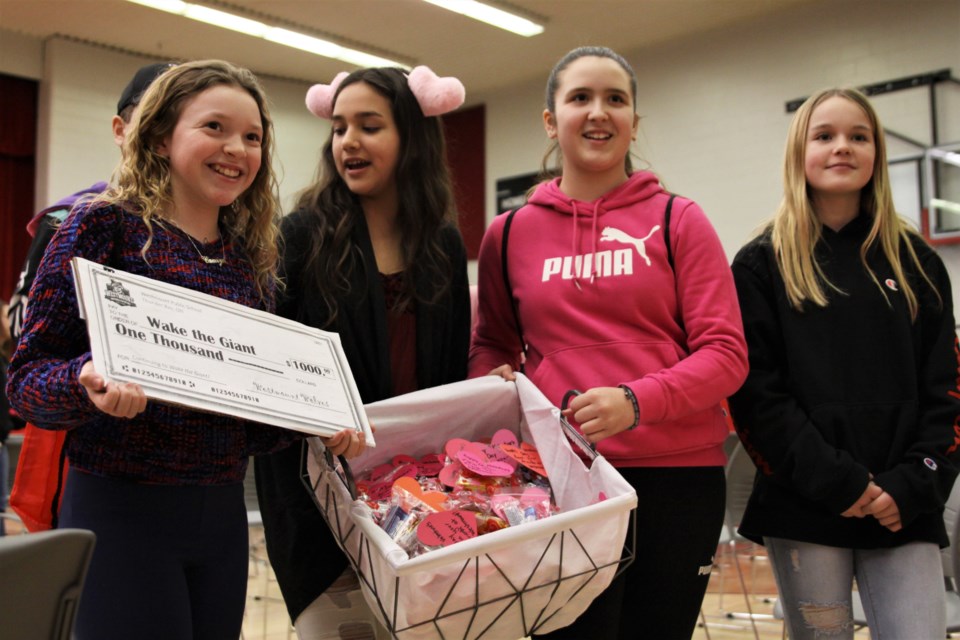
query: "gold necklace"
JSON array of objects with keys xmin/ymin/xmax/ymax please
[{"xmin": 165, "ymin": 219, "xmax": 226, "ymax": 265}]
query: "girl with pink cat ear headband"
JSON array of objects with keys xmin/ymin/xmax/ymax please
[{"xmin": 256, "ymin": 64, "xmax": 472, "ymax": 639}]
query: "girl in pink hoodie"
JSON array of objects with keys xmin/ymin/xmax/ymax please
[{"xmin": 470, "ymin": 46, "xmax": 748, "ymax": 639}]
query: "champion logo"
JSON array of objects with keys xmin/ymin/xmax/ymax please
[
  {"xmin": 924, "ymin": 457, "xmax": 938, "ymax": 471},
  {"xmin": 885, "ymin": 278, "xmax": 899, "ymax": 292}
]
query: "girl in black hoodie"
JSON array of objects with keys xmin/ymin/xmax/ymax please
[{"xmin": 730, "ymin": 87, "xmax": 960, "ymax": 639}]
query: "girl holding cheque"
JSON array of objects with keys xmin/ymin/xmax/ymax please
[{"xmin": 7, "ymin": 60, "xmax": 363, "ymax": 640}]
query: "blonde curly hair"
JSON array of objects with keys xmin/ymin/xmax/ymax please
[{"xmin": 102, "ymin": 59, "xmax": 281, "ymax": 298}]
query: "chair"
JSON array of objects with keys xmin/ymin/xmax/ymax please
[
  {"xmin": 713, "ymin": 440, "xmax": 763, "ymax": 639},
  {"xmin": 0, "ymin": 528, "xmax": 96, "ymax": 640}
]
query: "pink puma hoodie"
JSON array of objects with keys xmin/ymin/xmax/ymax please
[{"xmin": 470, "ymin": 172, "xmax": 747, "ymax": 467}]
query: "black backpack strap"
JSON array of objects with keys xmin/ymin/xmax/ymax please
[
  {"xmin": 664, "ymin": 194, "xmax": 676, "ymax": 272},
  {"xmin": 500, "ymin": 209, "xmax": 526, "ymax": 360}
]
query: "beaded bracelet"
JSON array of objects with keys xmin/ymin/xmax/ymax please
[{"xmin": 618, "ymin": 384, "xmax": 640, "ymax": 430}]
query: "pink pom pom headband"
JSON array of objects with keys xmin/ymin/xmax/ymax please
[{"xmin": 305, "ymin": 66, "xmax": 465, "ymax": 120}]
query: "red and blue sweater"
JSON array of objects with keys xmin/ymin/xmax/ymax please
[{"xmin": 6, "ymin": 201, "xmax": 296, "ymax": 485}]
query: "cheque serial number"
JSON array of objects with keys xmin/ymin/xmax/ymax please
[
  {"xmin": 129, "ymin": 367, "xmax": 189, "ymax": 387},
  {"xmin": 210, "ymin": 386, "xmax": 261, "ymax": 403}
]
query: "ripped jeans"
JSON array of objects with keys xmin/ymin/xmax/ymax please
[{"xmin": 765, "ymin": 537, "xmax": 944, "ymax": 639}]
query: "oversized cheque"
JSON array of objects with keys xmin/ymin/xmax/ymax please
[{"xmin": 71, "ymin": 257, "xmax": 373, "ymax": 442}]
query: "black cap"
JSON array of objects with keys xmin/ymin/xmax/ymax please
[{"xmin": 116, "ymin": 62, "xmax": 176, "ymax": 116}]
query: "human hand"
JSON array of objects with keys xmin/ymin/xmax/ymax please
[
  {"xmin": 487, "ymin": 364, "xmax": 516, "ymax": 381},
  {"xmin": 862, "ymin": 490, "xmax": 902, "ymax": 532},
  {"xmin": 322, "ymin": 427, "xmax": 366, "ymax": 459},
  {"xmin": 840, "ymin": 481, "xmax": 883, "ymax": 518},
  {"xmin": 561, "ymin": 386, "xmax": 635, "ymax": 444},
  {"xmin": 79, "ymin": 360, "xmax": 147, "ymax": 418}
]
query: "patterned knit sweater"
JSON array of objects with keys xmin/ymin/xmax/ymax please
[{"xmin": 7, "ymin": 201, "xmax": 297, "ymax": 484}]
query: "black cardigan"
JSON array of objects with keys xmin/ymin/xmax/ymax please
[{"xmin": 255, "ymin": 208, "xmax": 471, "ymax": 620}]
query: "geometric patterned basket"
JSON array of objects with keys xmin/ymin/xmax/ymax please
[{"xmin": 302, "ymin": 374, "xmax": 637, "ymax": 639}]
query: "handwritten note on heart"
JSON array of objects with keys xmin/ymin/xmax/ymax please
[
  {"xmin": 416, "ymin": 510, "xmax": 478, "ymax": 547},
  {"xmin": 458, "ymin": 442, "xmax": 515, "ymax": 477},
  {"xmin": 358, "ymin": 480, "xmax": 393, "ymax": 502},
  {"xmin": 499, "ymin": 442, "xmax": 547, "ymax": 477}
]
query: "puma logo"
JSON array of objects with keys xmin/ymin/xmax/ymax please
[{"xmin": 600, "ymin": 225, "xmax": 661, "ymax": 266}]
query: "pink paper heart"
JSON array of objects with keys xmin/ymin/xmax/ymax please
[
  {"xmin": 500, "ymin": 442, "xmax": 547, "ymax": 477},
  {"xmin": 491, "ymin": 429, "xmax": 519, "ymax": 449},
  {"xmin": 416, "ymin": 510, "xmax": 477, "ymax": 547},
  {"xmin": 438, "ymin": 460, "xmax": 462, "ymax": 488},
  {"xmin": 445, "ymin": 438, "xmax": 471, "ymax": 460},
  {"xmin": 458, "ymin": 443, "xmax": 514, "ymax": 477}
]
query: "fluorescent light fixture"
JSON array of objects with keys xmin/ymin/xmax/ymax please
[
  {"xmin": 126, "ymin": 0, "xmax": 405, "ymax": 68},
  {"xmin": 423, "ymin": 0, "xmax": 544, "ymax": 37}
]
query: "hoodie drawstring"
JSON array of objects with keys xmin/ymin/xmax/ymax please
[
  {"xmin": 590, "ymin": 200, "xmax": 601, "ymax": 284},
  {"xmin": 570, "ymin": 199, "xmax": 604, "ymax": 289},
  {"xmin": 571, "ymin": 201, "xmax": 582, "ymax": 291}
]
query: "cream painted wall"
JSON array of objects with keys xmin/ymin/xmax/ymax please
[
  {"xmin": 475, "ymin": 0, "xmax": 960, "ymax": 301},
  {"xmin": 1, "ymin": 36, "xmax": 328, "ymax": 221}
]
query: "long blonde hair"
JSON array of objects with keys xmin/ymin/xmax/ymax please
[
  {"xmin": 102, "ymin": 59, "xmax": 281, "ymax": 298},
  {"xmin": 771, "ymin": 87, "xmax": 937, "ymax": 319}
]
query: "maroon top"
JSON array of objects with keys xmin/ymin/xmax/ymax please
[{"xmin": 381, "ymin": 271, "xmax": 417, "ymax": 396}]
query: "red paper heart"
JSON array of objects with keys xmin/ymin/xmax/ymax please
[
  {"xmin": 416, "ymin": 453, "xmax": 445, "ymax": 477},
  {"xmin": 499, "ymin": 442, "xmax": 547, "ymax": 477},
  {"xmin": 416, "ymin": 510, "xmax": 478, "ymax": 547},
  {"xmin": 358, "ymin": 480, "xmax": 393, "ymax": 502},
  {"xmin": 368, "ymin": 463, "xmax": 396, "ymax": 482}
]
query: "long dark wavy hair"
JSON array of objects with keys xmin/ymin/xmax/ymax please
[{"xmin": 295, "ymin": 67, "xmax": 458, "ymax": 327}]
